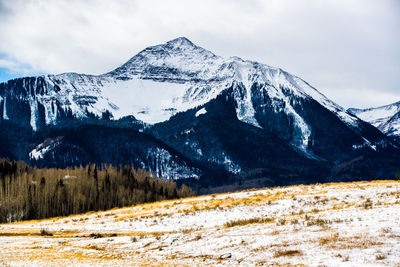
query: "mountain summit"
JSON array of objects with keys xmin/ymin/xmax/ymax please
[
  {"xmin": 0, "ymin": 37, "xmax": 399, "ymax": 189},
  {"xmin": 109, "ymin": 37, "xmax": 221, "ymax": 82}
]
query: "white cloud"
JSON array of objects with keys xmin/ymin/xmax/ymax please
[
  {"xmin": 0, "ymin": 55, "xmax": 38, "ymax": 76},
  {"xmin": 0, "ymin": 58, "xmax": 20, "ymax": 70},
  {"xmin": 0, "ymin": 0, "xmax": 399, "ymax": 108},
  {"xmin": 322, "ymin": 87, "xmax": 400, "ymax": 109}
]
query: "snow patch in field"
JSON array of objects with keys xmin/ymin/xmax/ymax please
[{"xmin": 2, "ymin": 181, "xmax": 400, "ymax": 266}]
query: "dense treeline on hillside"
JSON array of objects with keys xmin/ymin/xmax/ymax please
[{"xmin": 0, "ymin": 159, "xmax": 195, "ymax": 223}]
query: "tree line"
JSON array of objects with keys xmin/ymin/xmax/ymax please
[{"xmin": 0, "ymin": 159, "xmax": 195, "ymax": 223}]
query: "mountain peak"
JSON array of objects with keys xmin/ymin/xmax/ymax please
[
  {"xmin": 140, "ymin": 36, "xmax": 215, "ymax": 58},
  {"xmin": 108, "ymin": 37, "xmax": 221, "ymax": 80},
  {"xmin": 166, "ymin": 37, "xmax": 194, "ymax": 48},
  {"xmin": 348, "ymin": 100, "xmax": 400, "ymax": 138}
]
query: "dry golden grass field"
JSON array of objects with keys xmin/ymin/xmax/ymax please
[{"xmin": 1, "ymin": 180, "xmax": 400, "ymax": 266}]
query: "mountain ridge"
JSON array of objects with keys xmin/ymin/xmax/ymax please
[{"xmin": 348, "ymin": 101, "xmax": 400, "ymax": 142}]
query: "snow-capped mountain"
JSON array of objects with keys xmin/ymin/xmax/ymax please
[
  {"xmin": 0, "ymin": 37, "xmax": 356, "ymax": 132},
  {"xmin": 0, "ymin": 37, "xmax": 399, "ymax": 188},
  {"xmin": 349, "ymin": 101, "xmax": 400, "ymax": 140}
]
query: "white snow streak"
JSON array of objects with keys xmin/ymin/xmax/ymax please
[
  {"xmin": 195, "ymin": 107, "xmax": 206, "ymax": 117},
  {"xmin": 2, "ymin": 97, "xmax": 9, "ymax": 120}
]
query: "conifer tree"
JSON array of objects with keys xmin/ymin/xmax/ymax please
[{"xmin": 0, "ymin": 158, "xmax": 195, "ymax": 222}]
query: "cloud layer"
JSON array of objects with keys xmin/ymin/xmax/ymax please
[{"xmin": 0, "ymin": 0, "xmax": 399, "ymax": 108}]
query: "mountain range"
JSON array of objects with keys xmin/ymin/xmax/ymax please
[
  {"xmin": 1, "ymin": 37, "xmax": 399, "ymax": 192},
  {"xmin": 349, "ymin": 101, "xmax": 400, "ymax": 144}
]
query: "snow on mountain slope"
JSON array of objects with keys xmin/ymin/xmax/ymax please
[
  {"xmin": 1, "ymin": 36, "xmax": 383, "ymax": 164},
  {"xmin": 108, "ymin": 37, "xmax": 227, "ymax": 81},
  {"xmin": 29, "ymin": 137, "xmax": 62, "ymax": 160},
  {"xmin": 381, "ymin": 112, "xmax": 400, "ymax": 137},
  {"xmin": 349, "ymin": 101, "xmax": 400, "ymax": 137},
  {"xmin": 0, "ymin": 37, "xmax": 358, "ymax": 130},
  {"xmin": 94, "ymin": 77, "xmax": 189, "ymax": 124}
]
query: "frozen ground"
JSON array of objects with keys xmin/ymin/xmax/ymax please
[{"xmin": 1, "ymin": 180, "xmax": 400, "ymax": 266}]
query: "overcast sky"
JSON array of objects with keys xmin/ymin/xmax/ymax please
[{"xmin": 0, "ymin": 0, "xmax": 399, "ymax": 108}]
